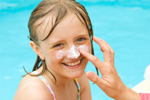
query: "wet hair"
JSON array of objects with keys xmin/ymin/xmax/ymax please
[{"xmin": 26, "ymin": 0, "xmax": 99, "ymax": 82}]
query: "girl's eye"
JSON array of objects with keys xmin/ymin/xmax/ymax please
[
  {"xmin": 53, "ymin": 43, "xmax": 63, "ymax": 48},
  {"xmin": 77, "ymin": 38, "xmax": 85, "ymax": 42}
]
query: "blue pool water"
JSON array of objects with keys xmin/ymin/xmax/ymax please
[{"xmin": 0, "ymin": 0, "xmax": 150, "ymax": 100}]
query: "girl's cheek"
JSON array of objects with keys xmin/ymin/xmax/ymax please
[
  {"xmin": 89, "ymin": 43, "xmax": 92, "ymax": 54},
  {"xmin": 82, "ymin": 41, "xmax": 92, "ymax": 53},
  {"xmin": 78, "ymin": 44, "xmax": 91, "ymax": 53},
  {"xmin": 56, "ymin": 50, "xmax": 65, "ymax": 59}
]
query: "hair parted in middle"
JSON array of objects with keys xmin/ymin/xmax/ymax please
[{"xmin": 26, "ymin": 0, "xmax": 99, "ymax": 82}]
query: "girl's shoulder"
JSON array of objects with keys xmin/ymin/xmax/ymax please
[{"xmin": 13, "ymin": 75, "xmax": 53, "ymax": 100}]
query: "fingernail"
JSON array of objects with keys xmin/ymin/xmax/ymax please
[{"xmin": 87, "ymin": 73, "xmax": 93, "ymax": 79}]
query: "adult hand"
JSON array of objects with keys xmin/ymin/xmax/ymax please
[{"xmin": 79, "ymin": 36, "xmax": 140, "ymax": 100}]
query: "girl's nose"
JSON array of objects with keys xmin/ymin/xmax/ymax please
[{"xmin": 67, "ymin": 45, "xmax": 80, "ymax": 59}]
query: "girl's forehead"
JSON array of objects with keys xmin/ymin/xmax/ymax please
[
  {"xmin": 37, "ymin": 13, "xmax": 87, "ymax": 42},
  {"xmin": 49, "ymin": 14, "xmax": 87, "ymax": 36}
]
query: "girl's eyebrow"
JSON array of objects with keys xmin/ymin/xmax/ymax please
[
  {"xmin": 76, "ymin": 33, "xmax": 89, "ymax": 37},
  {"xmin": 48, "ymin": 40, "xmax": 64, "ymax": 45}
]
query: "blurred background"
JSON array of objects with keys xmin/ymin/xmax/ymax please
[{"xmin": 0, "ymin": 0, "xmax": 150, "ymax": 100}]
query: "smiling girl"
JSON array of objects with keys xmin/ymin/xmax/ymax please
[{"xmin": 13, "ymin": 0, "xmax": 98, "ymax": 100}]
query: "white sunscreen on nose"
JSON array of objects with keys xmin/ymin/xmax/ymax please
[
  {"xmin": 56, "ymin": 45, "xmax": 90, "ymax": 59},
  {"xmin": 67, "ymin": 45, "xmax": 80, "ymax": 59}
]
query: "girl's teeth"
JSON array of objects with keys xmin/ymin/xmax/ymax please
[{"xmin": 66, "ymin": 60, "xmax": 80, "ymax": 66}]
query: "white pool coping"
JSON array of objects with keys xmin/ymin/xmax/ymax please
[{"xmin": 132, "ymin": 64, "xmax": 150, "ymax": 93}]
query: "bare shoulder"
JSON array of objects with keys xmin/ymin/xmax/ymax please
[
  {"xmin": 77, "ymin": 72, "xmax": 92, "ymax": 100},
  {"xmin": 13, "ymin": 75, "xmax": 53, "ymax": 100}
]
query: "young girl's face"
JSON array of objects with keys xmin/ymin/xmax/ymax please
[{"xmin": 38, "ymin": 13, "xmax": 91, "ymax": 79}]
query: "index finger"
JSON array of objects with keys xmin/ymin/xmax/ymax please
[
  {"xmin": 79, "ymin": 48, "xmax": 103, "ymax": 70},
  {"xmin": 93, "ymin": 36, "xmax": 114, "ymax": 63}
]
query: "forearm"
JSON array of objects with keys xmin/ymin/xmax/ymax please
[{"xmin": 115, "ymin": 87, "xmax": 141, "ymax": 100}]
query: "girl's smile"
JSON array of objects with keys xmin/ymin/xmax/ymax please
[{"xmin": 62, "ymin": 58, "xmax": 83, "ymax": 69}]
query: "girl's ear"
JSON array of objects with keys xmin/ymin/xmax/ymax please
[{"xmin": 30, "ymin": 41, "xmax": 45, "ymax": 60}]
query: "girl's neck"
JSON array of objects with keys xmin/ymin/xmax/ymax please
[
  {"xmin": 37, "ymin": 66, "xmax": 74, "ymax": 88},
  {"xmin": 36, "ymin": 66, "xmax": 77, "ymax": 100}
]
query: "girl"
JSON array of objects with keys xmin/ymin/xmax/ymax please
[{"xmin": 14, "ymin": 0, "xmax": 98, "ymax": 100}]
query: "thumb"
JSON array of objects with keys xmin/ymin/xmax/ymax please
[{"xmin": 86, "ymin": 71, "xmax": 103, "ymax": 88}]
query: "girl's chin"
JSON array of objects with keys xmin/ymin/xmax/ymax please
[{"xmin": 68, "ymin": 71, "xmax": 84, "ymax": 79}]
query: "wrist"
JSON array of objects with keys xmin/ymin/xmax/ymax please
[{"xmin": 115, "ymin": 86, "xmax": 141, "ymax": 100}]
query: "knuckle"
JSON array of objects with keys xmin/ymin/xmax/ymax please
[
  {"xmin": 92, "ymin": 75, "xmax": 99, "ymax": 84},
  {"xmin": 105, "ymin": 66, "xmax": 114, "ymax": 74},
  {"xmin": 105, "ymin": 48, "xmax": 111, "ymax": 53},
  {"xmin": 111, "ymin": 50, "xmax": 115, "ymax": 55},
  {"xmin": 102, "ymin": 85, "xmax": 107, "ymax": 91}
]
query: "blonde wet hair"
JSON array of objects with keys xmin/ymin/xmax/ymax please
[{"xmin": 26, "ymin": 0, "xmax": 98, "ymax": 81}]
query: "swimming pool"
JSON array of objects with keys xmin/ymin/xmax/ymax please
[{"xmin": 0, "ymin": 0, "xmax": 150, "ymax": 100}]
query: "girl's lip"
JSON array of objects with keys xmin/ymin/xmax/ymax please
[
  {"xmin": 62, "ymin": 58, "xmax": 83, "ymax": 69},
  {"xmin": 63, "ymin": 58, "xmax": 83, "ymax": 63}
]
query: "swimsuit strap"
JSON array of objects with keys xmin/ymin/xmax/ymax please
[
  {"xmin": 32, "ymin": 71, "xmax": 56, "ymax": 100},
  {"xmin": 32, "ymin": 71, "xmax": 80, "ymax": 100},
  {"xmin": 74, "ymin": 78, "xmax": 80, "ymax": 100}
]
